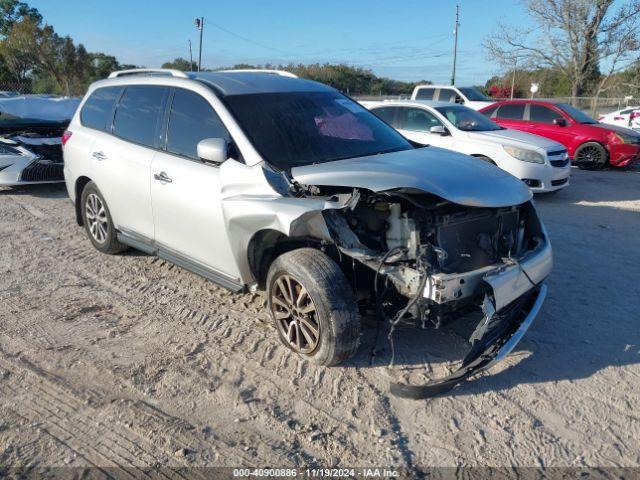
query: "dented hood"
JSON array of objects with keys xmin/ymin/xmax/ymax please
[{"xmin": 291, "ymin": 146, "xmax": 532, "ymax": 208}]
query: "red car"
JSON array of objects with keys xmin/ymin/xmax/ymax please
[{"xmin": 479, "ymin": 100, "xmax": 640, "ymax": 169}]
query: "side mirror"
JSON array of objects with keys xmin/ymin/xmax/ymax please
[
  {"xmin": 430, "ymin": 125, "xmax": 447, "ymax": 135},
  {"xmin": 197, "ymin": 138, "xmax": 227, "ymax": 164},
  {"xmin": 553, "ymin": 117, "xmax": 567, "ymax": 127}
]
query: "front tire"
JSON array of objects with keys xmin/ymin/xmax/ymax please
[
  {"xmin": 80, "ymin": 181, "xmax": 127, "ymax": 254},
  {"xmin": 575, "ymin": 142, "xmax": 607, "ymax": 170},
  {"xmin": 266, "ymin": 248, "xmax": 361, "ymax": 366}
]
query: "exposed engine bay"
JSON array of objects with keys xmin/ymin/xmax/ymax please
[{"xmin": 292, "ymin": 184, "xmax": 551, "ymax": 397}]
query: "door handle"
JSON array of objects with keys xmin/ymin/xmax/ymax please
[
  {"xmin": 92, "ymin": 151, "xmax": 107, "ymax": 161},
  {"xmin": 153, "ymin": 171, "xmax": 172, "ymax": 183}
]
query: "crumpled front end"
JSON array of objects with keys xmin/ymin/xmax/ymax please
[{"xmin": 313, "ymin": 187, "xmax": 552, "ymax": 397}]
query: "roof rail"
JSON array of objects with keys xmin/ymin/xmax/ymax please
[
  {"xmin": 218, "ymin": 69, "xmax": 298, "ymax": 78},
  {"xmin": 108, "ymin": 68, "xmax": 189, "ymax": 79}
]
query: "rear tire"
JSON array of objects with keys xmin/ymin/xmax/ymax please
[
  {"xmin": 80, "ymin": 181, "xmax": 127, "ymax": 254},
  {"xmin": 266, "ymin": 248, "xmax": 361, "ymax": 366},
  {"xmin": 575, "ymin": 142, "xmax": 607, "ymax": 170}
]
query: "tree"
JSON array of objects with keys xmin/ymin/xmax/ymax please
[
  {"xmin": 162, "ymin": 57, "xmax": 196, "ymax": 72},
  {"xmin": 484, "ymin": 0, "xmax": 640, "ymax": 104},
  {"xmin": 0, "ymin": 0, "xmax": 41, "ymax": 37}
]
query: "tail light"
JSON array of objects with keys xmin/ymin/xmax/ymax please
[
  {"xmin": 613, "ymin": 116, "xmax": 624, "ymax": 121},
  {"xmin": 631, "ymin": 111, "xmax": 640, "ymax": 120},
  {"xmin": 61, "ymin": 130, "xmax": 72, "ymax": 147}
]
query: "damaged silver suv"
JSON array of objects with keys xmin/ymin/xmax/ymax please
[{"xmin": 63, "ymin": 69, "xmax": 552, "ymax": 395}]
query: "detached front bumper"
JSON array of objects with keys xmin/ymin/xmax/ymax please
[
  {"xmin": 390, "ymin": 235, "xmax": 552, "ymax": 399},
  {"xmin": 608, "ymin": 143, "xmax": 640, "ymax": 167},
  {"xmin": 391, "ymin": 284, "xmax": 547, "ymax": 399}
]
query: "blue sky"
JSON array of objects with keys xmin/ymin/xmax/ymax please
[{"xmin": 29, "ymin": 0, "xmax": 533, "ymax": 85}]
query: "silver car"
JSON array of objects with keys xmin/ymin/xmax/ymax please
[
  {"xmin": 0, "ymin": 96, "xmax": 80, "ymax": 186},
  {"xmin": 63, "ymin": 69, "xmax": 552, "ymax": 397}
]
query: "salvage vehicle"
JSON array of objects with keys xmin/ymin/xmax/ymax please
[
  {"xmin": 480, "ymin": 100, "xmax": 640, "ymax": 169},
  {"xmin": 598, "ymin": 106, "xmax": 640, "ymax": 131},
  {"xmin": 411, "ymin": 84, "xmax": 495, "ymax": 110},
  {"xmin": 63, "ymin": 69, "xmax": 552, "ymax": 397},
  {"xmin": 364, "ymin": 100, "xmax": 570, "ymax": 192},
  {"xmin": 0, "ymin": 96, "xmax": 80, "ymax": 186}
]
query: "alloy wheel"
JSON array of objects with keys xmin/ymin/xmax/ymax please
[
  {"xmin": 576, "ymin": 145, "xmax": 603, "ymax": 166},
  {"xmin": 85, "ymin": 193, "xmax": 108, "ymax": 244},
  {"xmin": 270, "ymin": 274, "xmax": 320, "ymax": 354}
]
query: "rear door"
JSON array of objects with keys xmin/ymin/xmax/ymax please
[
  {"xmin": 90, "ymin": 85, "xmax": 169, "ymax": 240},
  {"xmin": 492, "ymin": 103, "xmax": 528, "ymax": 132},
  {"xmin": 150, "ymin": 88, "xmax": 239, "ymax": 278}
]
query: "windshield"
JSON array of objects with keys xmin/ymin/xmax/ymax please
[
  {"xmin": 458, "ymin": 87, "xmax": 489, "ymax": 101},
  {"xmin": 223, "ymin": 91, "xmax": 413, "ymax": 169},
  {"xmin": 435, "ymin": 105, "xmax": 503, "ymax": 131},
  {"xmin": 0, "ymin": 96, "xmax": 80, "ymax": 126},
  {"xmin": 555, "ymin": 103, "xmax": 597, "ymax": 124}
]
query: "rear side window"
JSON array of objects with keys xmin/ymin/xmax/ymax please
[
  {"xmin": 371, "ymin": 106, "xmax": 401, "ymax": 128},
  {"xmin": 399, "ymin": 107, "xmax": 442, "ymax": 131},
  {"xmin": 438, "ymin": 88, "xmax": 463, "ymax": 103},
  {"xmin": 415, "ymin": 87, "xmax": 435, "ymax": 100},
  {"xmin": 496, "ymin": 104, "xmax": 525, "ymax": 120},
  {"xmin": 166, "ymin": 89, "xmax": 230, "ymax": 159},
  {"xmin": 113, "ymin": 86, "xmax": 169, "ymax": 147},
  {"xmin": 80, "ymin": 87, "xmax": 122, "ymax": 131},
  {"xmin": 529, "ymin": 104, "xmax": 558, "ymax": 123}
]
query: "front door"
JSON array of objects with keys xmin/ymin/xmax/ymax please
[
  {"xmin": 396, "ymin": 106, "xmax": 455, "ymax": 149},
  {"xmin": 150, "ymin": 88, "xmax": 239, "ymax": 279}
]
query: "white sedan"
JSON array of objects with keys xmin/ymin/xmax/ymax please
[
  {"xmin": 598, "ymin": 106, "xmax": 640, "ymax": 130},
  {"xmin": 364, "ymin": 100, "xmax": 571, "ymax": 193}
]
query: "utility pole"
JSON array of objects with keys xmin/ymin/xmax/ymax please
[
  {"xmin": 450, "ymin": 4, "xmax": 459, "ymax": 86},
  {"xmin": 194, "ymin": 17, "xmax": 204, "ymax": 72},
  {"xmin": 189, "ymin": 39, "xmax": 193, "ymax": 71},
  {"xmin": 510, "ymin": 55, "xmax": 517, "ymax": 99}
]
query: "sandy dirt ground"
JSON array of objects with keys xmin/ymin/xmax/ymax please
[{"xmin": 0, "ymin": 167, "xmax": 638, "ymax": 476}]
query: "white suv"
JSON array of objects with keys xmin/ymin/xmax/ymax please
[{"xmin": 63, "ymin": 69, "xmax": 552, "ymax": 396}]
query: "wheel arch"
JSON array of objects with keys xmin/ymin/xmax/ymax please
[
  {"xmin": 470, "ymin": 154, "xmax": 497, "ymax": 165},
  {"xmin": 247, "ymin": 228, "xmax": 322, "ymax": 288},
  {"xmin": 74, "ymin": 176, "xmax": 92, "ymax": 226},
  {"xmin": 575, "ymin": 140, "xmax": 609, "ymax": 164}
]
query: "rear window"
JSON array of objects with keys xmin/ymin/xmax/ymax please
[
  {"xmin": 496, "ymin": 104, "xmax": 525, "ymax": 120},
  {"xmin": 80, "ymin": 87, "xmax": 122, "ymax": 131},
  {"xmin": 415, "ymin": 88, "xmax": 435, "ymax": 100},
  {"xmin": 113, "ymin": 86, "xmax": 169, "ymax": 147}
]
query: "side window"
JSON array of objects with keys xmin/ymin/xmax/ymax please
[
  {"xmin": 496, "ymin": 104, "xmax": 525, "ymax": 120},
  {"xmin": 80, "ymin": 87, "xmax": 122, "ymax": 131},
  {"xmin": 415, "ymin": 87, "xmax": 435, "ymax": 100},
  {"xmin": 371, "ymin": 107, "xmax": 401, "ymax": 128},
  {"xmin": 113, "ymin": 85, "xmax": 168, "ymax": 147},
  {"xmin": 400, "ymin": 107, "xmax": 442, "ymax": 131},
  {"xmin": 166, "ymin": 89, "xmax": 231, "ymax": 160},
  {"xmin": 438, "ymin": 88, "xmax": 462, "ymax": 103},
  {"xmin": 481, "ymin": 105, "xmax": 499, "ymax": 118},
  {"xmin": 529, "ymin": 104, "xmax": 559, "ymax": 123}
]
